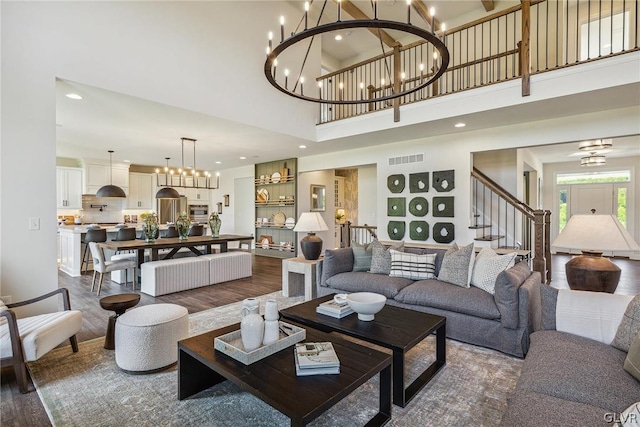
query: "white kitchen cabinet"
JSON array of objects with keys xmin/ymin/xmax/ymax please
[
  {"xmin": 56, "ymin": 167, "xmax": 83, "ymax": 209},
  {"xmin": 84, "ymin": 162, "xmax": 129, "ymax": 195},
  {"xmin": 187, "ymin": 187, "xmax": 210, "ymax": 203},
  {"xmin": 334, "ymin": 176, "xmax": 345, "ymax": 208},
  {"xmin": 127, "ymin": 173, "xmax": 154, "ymax": 209}
]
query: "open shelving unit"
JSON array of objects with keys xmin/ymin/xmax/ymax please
[{"xmin": 254, "ymin": 158, "xmax": 297, "ymax": 258}]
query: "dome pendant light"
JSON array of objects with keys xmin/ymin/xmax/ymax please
[
  {"xmin": 155, "ymin": 157, "xmax": 180, "ymax": 199},
  {"xmin": 96, "ymin": 150, "xmax": 127, "ymax": 198}
]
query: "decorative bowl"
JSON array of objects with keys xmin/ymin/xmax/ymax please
[{"xmin": 346, "ymin": 292, "xmax": 387, "ymax": 321}]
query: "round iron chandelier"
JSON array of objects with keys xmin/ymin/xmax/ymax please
[{"xmin": 264, "ymin": 0, "xmax": 450, "ymax": 105}]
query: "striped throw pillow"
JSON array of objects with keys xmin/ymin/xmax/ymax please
[{"xmin": 389, "ymin": 249, "xmax": 436, "ymax": 280}]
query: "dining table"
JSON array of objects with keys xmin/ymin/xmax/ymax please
[{"xmin": 99, "ymin": 234, "xmax": 254, "ymax": 273}]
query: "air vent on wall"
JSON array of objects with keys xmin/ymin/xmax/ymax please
[{"xmin": 388, "ymin": 153, "xmax": 424, "ymax": 166}]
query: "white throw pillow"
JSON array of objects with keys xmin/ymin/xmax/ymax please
[
  {"xmin": 389, "ymin": 250, "xmax": 436, "ymax": 280},
  {"xmin": 470, "ymin": 247, "xmax": 517, "ymax": 294},
  {"xmin": 616, "ymin": 402, "xmax": 640, "ymax": 426}
]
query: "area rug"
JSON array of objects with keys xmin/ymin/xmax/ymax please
[{"xmin": 29, "ymin": 292, "xmax": 523, "ymax": 426}]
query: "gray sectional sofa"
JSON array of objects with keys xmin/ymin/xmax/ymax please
[{"xmin": 317, "ymin": 246, "xmax": 542, "ymax": 358}]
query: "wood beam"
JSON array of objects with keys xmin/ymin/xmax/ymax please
[
  {"xmin": 336, "ymin": 0, "xmax": 400, "ymax": 48},
  {"xmin": 481, "ymin": 0, "xmax": 495, "ymax": 12},
  {"xmin": 412, "ymin": 1, "xmax": 442, "ymax": 32}
]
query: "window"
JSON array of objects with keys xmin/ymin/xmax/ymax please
[
  {"xmin": 580, "ymin": 11, "xmax": 630, "ymax": 60},
  {"xmin": 556, "ymin": 170, "xmax": 630, "ymax": 185},
  {"xmin": 558, "ymin": 188, "xmax": 569, "ymax": 232},
  {"xmin": 617, "ymin": 186, "xmax": 627, "ymax": 227}
]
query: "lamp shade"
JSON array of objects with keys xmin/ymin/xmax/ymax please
[
  {"xmin": 96, "ymin": 184, "xmax": 127, "ymax": 198},
  {"xmin": 552, "ymin": 215, "xmax": 640, "ymax": 253},
  {"xmin": 155, "ymin": 187, "xmax": 181, "ymax": 199},
  {"xmin": 293, "ymin": 212, "xmax": 329, "ymax": 260},
  {"xmin": 293, "ymin": 212, "xmax": 329, "ymax": 233}
]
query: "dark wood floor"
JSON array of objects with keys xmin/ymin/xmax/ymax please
[{"xmin": 1, "ymin": 253, "xmax": 638, "ymax": 427}]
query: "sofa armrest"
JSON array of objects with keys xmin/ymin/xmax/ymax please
[{"xmin": 518, "ymin": 271, "xmax": 542, "ymax": 336}]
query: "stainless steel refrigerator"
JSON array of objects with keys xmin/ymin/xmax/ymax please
[{"xmin": 157, "ymin": 196, "xmax": 188, "ymax": 224}]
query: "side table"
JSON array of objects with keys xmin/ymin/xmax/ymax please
[
  {"xmin": 282, "ymin": 256, "xmax": 322, "ymax": 301},
  {"xmin": 99, "ymin": 293, "xmax": 141, "ymax": 350}
]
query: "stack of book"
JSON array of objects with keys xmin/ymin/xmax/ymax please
[
  {"xmin": 294, "ymin": 342, "xmax": 340, "ymax": 376},
  {"xmin": 315, "ymin": 299, "xmax": 354, "ymax": 318}
]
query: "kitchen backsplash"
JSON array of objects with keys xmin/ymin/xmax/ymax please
[{"xmin": 79, "ymin": 195, "xmax": 127, "ymax": 224}]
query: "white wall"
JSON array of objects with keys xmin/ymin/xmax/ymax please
[
  {"xmin": 297, "ymin": 170, "xmax": 335, "ymax": 255},
  {"xmin": 358, "ymin": 164, "xmax": 378, "ymax": 226}
]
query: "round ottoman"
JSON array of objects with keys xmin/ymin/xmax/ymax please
[{"xmin": 115, "ymin": 303, "xmax": 189, "ymax": 374}]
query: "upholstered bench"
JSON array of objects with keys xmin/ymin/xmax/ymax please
[
  {"xmin": 115, "ymin": 303, "xmax": 189, "ymax": 374},
  {"xmin": 140, "ymin": 257, "xmax": 210, "ymax": 297},
  {"xmin": 200, "ymin": 251, "xmax": 252, "ymax": 284}
]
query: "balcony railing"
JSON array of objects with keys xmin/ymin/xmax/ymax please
[{"xmin": 318, "ymin": 0, "xmax": 639, "ymax": 124}]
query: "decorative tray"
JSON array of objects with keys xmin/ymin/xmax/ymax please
[{"xmin": 214, "ymin": 321, "xmax": 305, "ymax": 365}]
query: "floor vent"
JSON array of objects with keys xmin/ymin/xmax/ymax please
[{"xmin": 388, "ymin": 153, "xmax": 424, "ymax": 166}]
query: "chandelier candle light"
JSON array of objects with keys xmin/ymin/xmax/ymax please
[{"xmin": 264, "ymin": 0, "xmax": 449, "ymax": 105}]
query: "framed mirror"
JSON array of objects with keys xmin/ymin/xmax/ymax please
[{"xmin": 310, "ymin": 184, "xmax": 326, "ymax": 211}]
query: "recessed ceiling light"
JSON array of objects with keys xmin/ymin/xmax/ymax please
[
  {"xmin": 66, "ymin": 93, "xmax": 83, "ymax": 100},
  {"xmin": 454, "ymin": 122, "xmax": 466, "ymax": 128},
  {"xmin": 299, "ymin": 145, "xmax": 307, "ymax": 149},
  {"xmin": 215, "ymin": 161, "xmax": 221, "ymax": 164},
  {"xmin": 334, "ymin": 34, "xmax": 342, "ymax": 41},
  {"xmin": 240, "ymin": 156, "xmax": 247, "ymax": 160},
  {"xmin": 123, "ymin": 160, "xmax": 131, "ymax": 163}
]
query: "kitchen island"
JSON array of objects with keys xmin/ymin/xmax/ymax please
[{"xmin": 58, "ymin": 224, "xmax": 211, "ymax": 277}]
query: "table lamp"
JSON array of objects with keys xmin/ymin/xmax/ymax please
[
  {"xmin": 293, "ymin": 212, "xmax": 329, "ymax": 260},
  {"xmin": 551, "ymin": 214, "xmax": 640, "ymax": 293}
]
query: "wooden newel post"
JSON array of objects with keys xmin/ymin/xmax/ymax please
[
  {"xmin": 544, "ymin": 210, "xmax": 552, "ymax": 284},
  {"xmin": 532, "ymin": 209, "xmax": 546, "ymax": 284},
  {"xmin": 367, "ymin": 85, "xmax": 375, "ymax": 112}
]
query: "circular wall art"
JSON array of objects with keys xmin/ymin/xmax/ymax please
[
  {"xmin": 433, "ymin": 222, "xmax": 455, "ymax": 243},
  {"xmin": 387, "ymin": 197, "xmax": 406, "ymax": 217},
  {"xmin": 432, "ymin": 196, "xmax": 454, "ymax": 217},
  {"xmin": 387, "ymin": 221, "xmax": 406, "ymax": 240},
  {"xmin": 409, "ymin": 221, "xmax": 429, "ymax": 241},
  {"xmin": 433, "ymin": 170, "xmax": 455, "ymax": 192},
  {"xmin": 387, "ymin": 174, "xmax": 406, "ymax": 193},
  {"xmin": 409, "ymin": 172, "xmax": 430, "ymax": 193},
  {"xmin": 408, "ymin": 197, "xmax": 428, "ymax": 217}
]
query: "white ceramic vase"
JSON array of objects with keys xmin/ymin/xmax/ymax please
[
  {"xmin": 264, "ymin": 299, "xmax": 279, "ymax": 321},
  {"xmin": 262, "ymin": 320, "xmax": 279, "ymax": 346},
  {"xmin": 241, "ymin": 298, "xmax": 263, "ymax": 352}
]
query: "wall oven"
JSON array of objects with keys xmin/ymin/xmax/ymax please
[{"xmin": 189, "ymin": 204, "xmax": 209, "ymax": 223}]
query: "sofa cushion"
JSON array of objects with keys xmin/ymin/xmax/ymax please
[
  {"xmin": 613, "ymin": 295, "xmax": 640, "ymax": 352},
  {"xmin": 624, "ymin": 332, "xmax": 640, "ymax": 381},
  {"xmin": 394, "ymin": 279, "xmax": 501, "ymax": 320},
  {"xmin": 619, "ymin": 402, "xmax": 640, "ymax": 427},
  {"xmin": 494, "ymin": 261, "xmax": 531, "ymax": 329},
  {"xmin": 501, "ymin": 391, "xmax": 611, "ymax": 427},
  {"xmin": 369, "ymin": 239, "xmax": 403, "ymax": 275},
  {"xmin": 321, "ymin": 248, "xmax": 354, "ymax": 286},
  {"xmin": 403, "ymin": 247, "xmax": 447, "ymax": 276},
  {"xmin": 437, "ymin": 243, "xmax": 475, "ymax": 288},
  {"xmin": 351, "ymin": 242, "xmax": 373, "ymax": 272},
  {"xmin": 325, "ymin": 272, "xmax": 414, "ymax": 298},
  {"xmin": 539, "ymin": 284, "xmax": 558, "ymax": 330},
  {"xmin": 470, "ymin": 247, "xmax": 517, "ymax": 294},
  {"xmin": 517, "ymin": 330, "xmax": 639, "ymax": 413},
  {"xmin": 389, "ymin": 249, "xmax": 436, "ymax": 280}
]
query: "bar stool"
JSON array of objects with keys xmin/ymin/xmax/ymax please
[
  {"xmin": 112, "ymin": 227, "xmax": 137, "ymax": 253},
  {"xmin": 81, "ymin": 228, "xmax": 107, "ymax": 274},
  {"xmin": 162, "ymin": 225, "xmax": 179, "ymax": 238},
  {"xmin": 188, "ymin": 224, "xmax": 204, "ymax": 236}
]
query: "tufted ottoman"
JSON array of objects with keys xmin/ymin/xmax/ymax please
[{"xmin": 115, "ymin": 303, "xmax": 189, "ymax": 374}]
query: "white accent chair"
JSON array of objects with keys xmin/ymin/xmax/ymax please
[
  {"xmin": 89, "ymin": 242, "xmax": 137, "ymax": 295},
  {"xmin": 0, "ymin": 288, "xmax": 82, "ymax": 393}
]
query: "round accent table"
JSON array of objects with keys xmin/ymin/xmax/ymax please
[{"xmin": 99, "ymin": 293, "xmax": 141, "ymax": 350}]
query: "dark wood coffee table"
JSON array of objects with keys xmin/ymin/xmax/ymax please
[
  {"xmin": 281, "ymin": 294, "xmax": 446, "ymax": 407},
  {"xmin": 178, "ymin": 323, "xmax": 392, "ymax": 427}
]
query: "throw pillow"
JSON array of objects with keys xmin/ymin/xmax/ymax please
[
  {"xmin": 540, "ymin": 284, "xmax": 559, "ymax": 330},
  {"xmin": 369, "ymin": 239, "xmax": 404, "ymax": 275},
  {"xmin": 613, "ymin": 295, "xmax": 640, "ymax": 352},
  {"xmin": 624, "ymin": 332, "xmax": 640, "ymax": 381},
  {"xmin": 389, "ymin": 249, "xmax": 436, "ymax": 280},
  {"xmin": 470, "ymin": 247, "xmax": 517, "ymax": 294},
  {"xmin": 351, "ymin": 241, "xmax": 373, "ymax": 272},
  {"xmin": 616, "ymin": 401, "xmax": 640, "ymax": 427},
  {"xmin": 437, "ymin": 243, "xmax": 475, "ymax": 288}
]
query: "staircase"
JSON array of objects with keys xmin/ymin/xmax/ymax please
[{"xmin": 471, "ymin": 167, "xmax": 551, "ymax": 284}]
